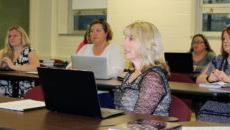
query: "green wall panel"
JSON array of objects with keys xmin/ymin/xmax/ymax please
[{"xmin": 0, "ymin": 0, "xmax": 29, "ymax": 49}]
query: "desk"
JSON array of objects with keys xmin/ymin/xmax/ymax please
[
  {"xmin": 170, "ymin": 82, "xmax": 230, "ymax": 99},
  {"xmin": 2, "ymin": 71, "xmax": 230, "ymax": 99},
  {"xmin": 95, "ymin": 79, "xmax": 230, "ymax": 97},
  {"xmin": 0, "ymin": 71, "xmax": 119, "ymax": 97},
  {"xmin": 0, "ymin": 96, "xmax": 179, "ymax": 130},
  {"xmin": 95, "ymin": 79, "xmax": 230, "ymax": 98},
  {"xmin": 0, "ymin": 71, "xmax": 39, "ymax": 80}
]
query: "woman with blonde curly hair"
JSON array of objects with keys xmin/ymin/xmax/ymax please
[
  {"xmin": 0, "ymin": 25, "xmax": 40, "ymax": 98},
  {"xmin": 114, "ymin": 21, "xmax": 171, "ymax": 116}
]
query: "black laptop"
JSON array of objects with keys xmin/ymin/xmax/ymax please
[
  {"xmin": 37, "ymin": 67, "xmax": 124, "ymax": 119},
  {"xmin": 164, "ymin": 52, "xmax": 193, "ymax": 74}
]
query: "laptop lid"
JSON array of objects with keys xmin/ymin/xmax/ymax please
[
  {"xmin": 164, "ymin": 52, "xmax": 193, "ymax": 74},
  {"xmin": 71, "ymin": 55, "xmax": 110, "ymax": 79},
  {"xmin": 37, "ymin": 67, "xmax": 123, "ymax": 119}
]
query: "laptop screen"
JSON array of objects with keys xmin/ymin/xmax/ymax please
[
  {"xmin": 164, "ymin": 52, "xmax": 193, "ymax": 74},
  {"xmin": 71, "ymin": 55, "xmax": 111, "ymax": 79},
  {"xmin": 37, "ymin": 67, "xmax": 102, "ymax": 118}
]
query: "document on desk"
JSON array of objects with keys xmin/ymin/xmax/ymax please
[
  {"xmin": 25, "ymin": 71, "xmax": 38, "ymax": 75},
  {"xmin": 0, "ymin": 99, "xmax": 45, "ymax": 111},
  {"xmin": 199, "ymin": 81, "xmax": 230, "ymax": 89},
  {"xmin": 182, "ymin": 126, "xmax": 230, "ymax": 130}
]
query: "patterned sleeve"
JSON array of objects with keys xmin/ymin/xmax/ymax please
[
  {"xmin": 206, "ymin": 55, "xmax": 222, "ymax": 75},
  {"xmin": 134, "ymin": 71, "xmax": 165, "ymax": 114}
]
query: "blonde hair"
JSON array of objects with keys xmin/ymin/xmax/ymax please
[
  {"xmin": 123, "ymin": 21, "xmax": 168, "ymax": 72},
  {"xmin": 3, "ymin": 25, "xmax": 31, "ymax": 60}
]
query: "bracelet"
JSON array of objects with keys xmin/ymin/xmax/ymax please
[{"xmin": 206, "ymin": 75, "xmax": 216, "ymax": 83}]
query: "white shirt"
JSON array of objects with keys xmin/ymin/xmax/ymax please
[{"xmin": 77, "ymin": 44, "xmax": 125, "ymax": 78}]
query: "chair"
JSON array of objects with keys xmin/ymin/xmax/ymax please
[
  {"xmin": 24, "ymin": 86, "xmax": 44, "ymax": 101},
  {"xmin": 169, "ymin": 95, "xmax": 192, "ymax": 121},
  {"xmin": 169, "ymin": 73, "xmax": 194, "ymax": 108}
]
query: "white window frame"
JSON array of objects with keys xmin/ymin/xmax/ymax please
[
  {"xmin": 195, "ymin": 0, "xmax": 230, "ymax": 38},
  {"xmin": 68, "ymin": 0, "xmax": 107, "ymax": 35}
]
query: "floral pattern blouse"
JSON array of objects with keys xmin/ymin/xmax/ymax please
[
  {"xmin": 114, "ymin": 66, "xmax": 171, "ymax": 116},
  {"xmin": 0, "ymin": 47, "xmax": 35, "ymax": 98},
  {"xmin": 207, "ymin": 55, "xmax": 230, "ymax": 75}
]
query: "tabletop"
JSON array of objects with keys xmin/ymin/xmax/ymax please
[{"xmin": 0, "ymin": 96, "xmax": 178, "ymax": 130}]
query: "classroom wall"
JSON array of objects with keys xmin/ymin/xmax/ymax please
[
  {"xmin": 30, "ymin": 0, "xmax": 221, "ymax": 61},
  {"xmin": 0, "ymin": 0, "xmax": 29, "ymax": 48}
]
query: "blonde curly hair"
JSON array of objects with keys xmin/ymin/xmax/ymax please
[
  {"xmin": 123, "ymin": 21, "xmax": 168, "ymax": 72},
  {"xmin": 3, "ymin": 25, "xmax": 31, "ymax": 60}
]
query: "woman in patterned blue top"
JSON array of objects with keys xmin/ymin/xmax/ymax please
[
  {"xmin": 114, "ymin": 21, "xmax": 171, "ymax": 116},
  {"xmin": 0, "ymin": 25, "xmax": 40, "ymax": 98},
  {"xmin": 196, "ymin": 26, "xmax": 230, "ymax": 83},
  {"xmin": 196, "ymin": 26, "xmax": 230, "ymax": 123}
]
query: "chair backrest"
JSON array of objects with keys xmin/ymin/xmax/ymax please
[
  {"xmin": 24, "ymin": 86, "xmax": 44, "ymax": 101},
  {"xmin": 168, "ymin": 73, "xmax": 194, "ymax": 83},
  {"xmin": 169, "ymin": 95, "xmax": 192, "ymax": 121}
]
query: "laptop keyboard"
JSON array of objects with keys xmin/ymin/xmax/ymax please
[{"xmin": 101, "ymin": 108, "xmax": 124, "ymax": 118}]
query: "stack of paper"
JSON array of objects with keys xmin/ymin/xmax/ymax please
[
  {"xmin": 0, "ymin": 99, "xmax": 45, "ymax": 111},
  {"xmin": 25, "ymin": 71, "xmax": 38, "ymax": 75},
  {"xmin": 199, "ymin": 81, "xmax": 230, "ymax": 89},
  {"xmin": 182, "ymin": 126, "xmax": 230, "ymax": 130}
]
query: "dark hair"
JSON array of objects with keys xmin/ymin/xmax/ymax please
[
  {"xmin": 189, "ymin": 34, "xmax": 213, "ymax": 52},
  {"xmin": 83, "ymin": 30, "xmax": 90, "ymax": 43},
  {"xmin": 89, "ymin": 20, "xmax": 113, "ymax": 41},
  {"xmin": 221, "ymin": 26, "xmax": 230, "ymax": 59}
]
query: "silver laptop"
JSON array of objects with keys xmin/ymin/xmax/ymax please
[{"xmin": 71, "ymin": 55, "xmax": 111, "ymax": 79}]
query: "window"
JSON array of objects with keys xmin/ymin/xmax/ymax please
[
  {"xmin": 196, "ymin": 0, "xmax": 230, "ymax": 34},
  {"xmin": 70, "ymin": 0, "xmax": 107, "ymax": 34},
  {"xmin": 73, "ymin": 9, "xmax": 106, "ymax": 31}
]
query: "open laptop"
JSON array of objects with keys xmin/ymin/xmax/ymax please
[
  {"xmin": 71, "ymin": 55, "xmax": 111, "ymax": 79},
  {"xmin": 37, "ymin": 67, "xmax": 124, "ymax": 119},
  {"xmin": 164, "ymin": 52, "xmax": 193, "ymax": 74}
]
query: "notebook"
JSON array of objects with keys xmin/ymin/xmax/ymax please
[
  {"xmin": 0, "ymin": 99, "xmax": 45, "ymax": 111},
  {"xmin": 37, "ymin": 67, "xmax": 124, "ymax": 119},
  {"xmin": 164, "ymin": 52, "xmax": 193, "ymax": 74},
  {"xmin": 71, "ymin": 55, "xmax": 111, "ymax": 79}
]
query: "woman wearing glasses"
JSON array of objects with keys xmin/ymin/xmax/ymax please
[{"xmin": 189, "ymin": 34, "xmax": 216, "ymax": 74}]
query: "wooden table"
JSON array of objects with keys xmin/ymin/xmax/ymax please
[
  {"xmin": 0, "ymin": 96, "xmax": 178, "ymax": 130},
  {"xmin": 169, "ymin": 82, "xmax": 230, "ymax": 99},
  {"xmin": 95, "ymin": 79, "xmax": 230, "ymax": 99},
  {"xmin": 0, "ymin": 71, "xmax": 119, "ymax": 97},
  {"xmin": 2, "ymin": 70, "xmax": 230, "ymax": 99}
]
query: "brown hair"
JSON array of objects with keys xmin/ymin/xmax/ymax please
[
  {"xmin": 89, "ymin": 20, "xmax": 113, "ymax": 41},
  {"xmin": 221, "ymin": 26, "xmax": 230, "ymax": 59},
  {"xmin": 189, "ymin": 34, "xmax": 213, "ymax": 52}
]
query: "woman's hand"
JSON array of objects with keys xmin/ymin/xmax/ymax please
[
  {"xmin": 208, "ymin": 70, "xmax": 219, "ymax": 82},
  {"xmin": 2, "ymin": 57, "xmax": 15, "ymax": 70},
  {"xmin": 214, "ymin": 69, "xmax": 230, "ymax": 83}
]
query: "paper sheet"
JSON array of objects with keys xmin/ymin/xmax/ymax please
[{"xmin": 0, "ymin": 99, "xmax": 45, "ymax": 111}]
